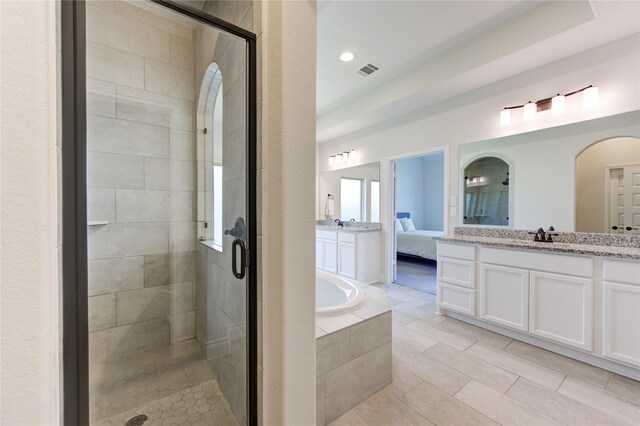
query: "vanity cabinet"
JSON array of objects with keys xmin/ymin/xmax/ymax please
[
  {"xmin": 437, "ymin": 243, "xmax": 476, "ymax": 315},
  {"xmin": 602, "ymin": 259, "xmax": 640, "ymax": 367},
  {"xmin": 316, "ymin": 229, "xmax": 380, "ymax": 283}
]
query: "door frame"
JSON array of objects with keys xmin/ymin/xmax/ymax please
[
  {"xmin": 60, "ymin": 1, "xmax": 258, "ymax": 424},
  {"xmin": 385, "ymin": 145, "xmax": 449, "ymax": 284}
]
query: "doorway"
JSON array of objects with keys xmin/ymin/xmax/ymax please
[{"xmin": 391, "ymin": 150, "xmax": 446, "ymax": 295}]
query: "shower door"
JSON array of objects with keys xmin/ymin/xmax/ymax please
[{"xmin": 61, "ymin": 1, "xmax": 257, "ymax": 424}]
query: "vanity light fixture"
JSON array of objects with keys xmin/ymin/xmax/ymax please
[
  {"xmin": 499, "ymin": 85, "xmax": 598, "ymax": 126},
  {"xmin": 340, "ymin": 52, "xmax": 354, "ymax": 62},
  {"xmin": 328, "ymin": 149, "xmax": 356, "ymax": 166}
]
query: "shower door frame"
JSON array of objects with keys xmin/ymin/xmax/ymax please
[{"xmin": 60, "ymin": 1, "xmax": 258, "ymax": 424}]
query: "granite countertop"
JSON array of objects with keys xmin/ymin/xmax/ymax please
[
  {"xmin": 316, "ymin": 224, "xmax": 381, "ymax": 233},
  {"xmin": 435, "ymin": 235, "xmax": 640, "ymax": 260}
]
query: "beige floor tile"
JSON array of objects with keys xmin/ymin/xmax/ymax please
[
  {"xmin": 392, "ymin": 310, "xmax": 421, "ymax": 327},
  {"xmin": 455, "ymin": 380, "xmax": 562, "ymax": 425},
  {"xmin": 558, "ymin": 376, "xmax": 640, "ymax": 425},
  {"xmin": 394, "ymin": 342, "xmax": 471, "ymax": 395},
  {"xmin": 402, "ymin": 381, "xmax": 497, "ymax": 426},
  {"xmin": 353, "ymin": 386, "xmax": 434, "ymax": 425},
  {"xmin": 328, "ymin": 409, "xmax": 368, "ymax": 426},
  {"xmin": 435, "ymin": 317, "xmax": 512, "ymax": 349},
  {"xmin": 465, "ymin": 342, "xmax": 565, "ymax": 390},
  {"xmin": 607, "ymin": 373, "xmax": 640, "ymax": 407},
  {"xmin": 388, "ymin": 359, "xmax": 424, "ymax": 399},
  {"xmin": 393, "ymin": 323, "xmax": 438, "ymax": 352},
  {"xmin": 504, "ymin": 340, "xmax": 610, "ymax": 388},
  {"xmin": 507, "ymin": 377, "xmax": 626, "ymax": 426},
  {"xmin": 424, "ymin": 342, "xmax": 518, "ymax": 393},
  {"xmin": 406, "ymin": 319, "xmax": 475, "ymax": 350}
]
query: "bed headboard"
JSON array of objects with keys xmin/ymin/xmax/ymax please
[{"xmin": 397, "ymin": 212, "xmax": 411, "ymax": 219}]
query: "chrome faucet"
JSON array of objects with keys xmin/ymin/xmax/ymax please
[
  {"xmin": 335, "ymin": 219, "xmax": 344, "ymax": 227},
  {"xmin": 528, "ymin": 226, "xmax": 558, "ymax": 243}
]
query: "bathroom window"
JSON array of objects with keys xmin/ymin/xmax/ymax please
[
  {"xmin": 371, "ymin": 180, "xmax": 380, "ymax": 222},
  {"xmin": 341, "ymin": 177, "xmax": 363, "ymax": 221}
]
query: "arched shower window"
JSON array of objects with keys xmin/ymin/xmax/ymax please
[
  {"xmin": 200, "ymin": 63, "xmax": 224, "ymax": 250},
  {"xmin": 463, "ymin": 156, "xmax": 510, "ymax": 226}
]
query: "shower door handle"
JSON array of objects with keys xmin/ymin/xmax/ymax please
[{"xmin": 232, "ymin": 238, "xmax": 247, "ymax": 280}]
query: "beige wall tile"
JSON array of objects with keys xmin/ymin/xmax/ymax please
[
  {"xmin": 223, "ymin": 126, "xmax": 246, "ymax": 183},
  {"xmin": 170, "ymin": 191, "xmax": 194, "ymax": 222},
  {"xmin": 144, "ymin": 254, "xmax": 170, "ymax": 287},
  {"xmin": 88, "ymin": 78, "xmax": 116, "ymax": 118},
  {"xmin": 87, "ymin": 42, "xmax": 144, "ymax": 89},
  {"xmin": 88, "ymin": 222, "xmax": 169, "ymax": 259},
  {"xmin": 170, "ymin": 34, "xmax": 194, "ymax": 71},
  {"xmin": 88, "ymin": 188, "xmax": 116, "ymax": 222},
  {"xmin": 116, "ymin": 189, "xmax": 171, "ymax": 222},
  {"xmin": 169, "ymin": 282, "xmax": 194, "ymax": 314},
  {"xmin": 88, "ymin": 152, "xmax": 144, "ymax": 189},
  {"xmin": 87, "ymin": 5, "xmax": 171, "ymax": 63},
  {"xmin": 89, "ymin": 293, "xmax": 116, "ymax": 332},
  {"xmin": 170, "ymin": 251, "xmax": 196, "ymax": 283},
  {"xmin": 350, "ymin": 312, "xmax": 391, "ymax": 359},
  {"xmin": 108, "ymin": 317, "xmax": 170, "ymax": 359},
  {"xmin": 116, "ymin": 85, "xmax": 194, "ymax": 131},
  {"xmin": 465, "ymin": 342, "xmax": 565, "ymax": 390},
  {"xmin": 508, "ymin": 378, "xmax": 625, "ymax": 426},
  {"xmin": 145, "ymin": 158, "xmax": 171, "ymax": 190},
  {"xmin": 115, "ymin": 1, "xmax": 194, "ymax": 40},
  {"xmin": 455, "ymin": 380, "xmax": 562, "ymax": 426},
  {"xmin": 424, "ymin": 342, "xmax": 518, "ymax": 393},
  {"xmin": 88, "ymin": 115, "xmax": 169, "ymax": 158},
  {"xmin": 402, "ymin": 381, "xmax": 497, "ymax": 426},
  {"xmin": 170, "ymin": 129, "xmax": 196, "ymax": 161},
  {"xmin": 117, "ymin": 286, "xmax": 170, "ymax": 326},
  {"xmin": 316, "ymin": 329, "xmax": 350, "ymax": 376},
  {"xmin": 317, "ymin": 374, "xmax": 326, "ymax": 426},
  {"xmin": 223, "ymin": 75, "xmax": 246, "ymax": 136},
  {"xmin": 89, "ymin": 256, "xmax": 144, "ymax": 296},
  {"xmin": 169, "ymin": 310, "xmax": 195, "ymax": 344},
  {"xmin": 325, "ymin": 342, "xmax": 392, "ymax": 423},
  {"xmin": 170, "ymin": 222, "xmax": 195, "ymax": 252},
  {"xmin": 145, "ymin": 59, "xmax": 195, "ymax": 101}
]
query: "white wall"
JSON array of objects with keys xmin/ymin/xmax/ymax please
[
  {"xmin": 317, "ymin": 34, "xmax": 640, "ymax": 283},
  {"xmin": 0, "ymin": 1, "xmax": 61, "ymax": 423},
  {"xmin": 422, "ymin": 152, "xmax": 444, "ymax": 231}
]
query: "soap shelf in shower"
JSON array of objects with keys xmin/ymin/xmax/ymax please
[{"xmin": 88, "ymin": 220, "xmax": 109, "ymax": 226}]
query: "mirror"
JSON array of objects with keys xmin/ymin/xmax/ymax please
[
  {"xmin": 319, "ymin": 162, "xmax": 380, "ymax": 222},
  {"xmin": 462, "ymin": 156, "xmax": 510, "ymax": 226},
  {"xmin": 460, "ymin": 119, "xmax": 640, "ymax": 233}
]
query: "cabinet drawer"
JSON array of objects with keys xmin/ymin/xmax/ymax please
[
  {"xmin": 438, "ymin": 242, "xmax": 476, "ymax": 261},
  {"xmin": 317, "ymin": 230, "xmax": 337, "ymax": 241},
  {"xmin": 482, "ymin": 247, "xmax": 593, "ymax": 278},
  {"xmin": 439, "ymin": 283, "xmax": 475, "ymax": 316},
  {"xmin": 603, "ymin": 259, "xmax": 640, "ymax": 286},
  {"xmin": 338, "ymin": 232, "xmax": 356, "ymax": 243},
  {"xmin": 438, "ymin": 257, "xmax": 475, "ymax": 289}
]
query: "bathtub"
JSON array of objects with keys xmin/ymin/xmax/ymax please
[{"xmin": 316, "ymin": 269, "xmax": 365, "ymax": 314}]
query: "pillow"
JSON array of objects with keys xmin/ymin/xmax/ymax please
[
  {"xmin": 400, "ymin": 217, "xmax": 416, "ymax": 232},
  {"xmin": 396, "ymin": 218, "xmax": 405, "ymax": 232}
]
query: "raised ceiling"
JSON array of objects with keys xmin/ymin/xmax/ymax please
[{"xmin": 317, "ymin": 0, "xmax": 640, "ymax": 143}]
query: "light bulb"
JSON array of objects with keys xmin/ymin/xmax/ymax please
[
  {"xmin": 551, "ymin": 94, "xmax": 565, "ymax": 115},
  {"xmin": 336, "ymin": 153, "xmax": 342, "ymax": 164},
  {"xmin": 350, "ymin": 149, "xmax": 356, "ymax": 160},
  {"xmin": 500, "ymin": 108, "xmax": 511, "ymax": 127},
  {"xmin": 344, "ymin": 151, "xmax": 351, "ymax": 161},
  {"xmin": 523, "ymin": 102, "xmax": 536, "ymax": 121},
  {"xmin": 329, "ymin": 156, "xmax": 335, "ymax": 166},
  {"xmin": 339, "ymin": 52, "xmax": 354, "ymax": 62},
  {"xmin": 583, "ymin": 86, "xmax": 598, "ymax": 108}
]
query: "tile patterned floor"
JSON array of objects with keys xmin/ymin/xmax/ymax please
[
  {"xmin": 329, "ymin": 283, "xmax": 640, "ymax": 426},
  {"xmin": 91, "ymin": 340, "xmax": 237, "ymax": 425},
  {"xmin": 394, "ymin": 258, "xmax": 437, "ymax": 295}
]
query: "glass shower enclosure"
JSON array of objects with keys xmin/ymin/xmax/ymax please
[{"xmin": 61, "ymin": 1, "xmax": 257, "ymax": 424}]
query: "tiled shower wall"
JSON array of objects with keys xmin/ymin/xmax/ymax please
[{"xmin": 86, "ymin": 1, "xmax": 197, "ymax": 363}]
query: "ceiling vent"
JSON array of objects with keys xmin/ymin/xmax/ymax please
[{"xmin": 356, "ymin": 63, "xmax": 380, "ymax": 77}]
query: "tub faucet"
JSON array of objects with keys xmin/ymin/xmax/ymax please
[{"xmin": 335, "ymin": 219, "xmax": 344, "ymax": 227}]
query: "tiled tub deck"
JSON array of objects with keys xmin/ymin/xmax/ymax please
[{"xmin": 316, "ymin": 282, "xmax": 392, "ymax": 425}]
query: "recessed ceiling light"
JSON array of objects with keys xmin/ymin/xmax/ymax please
[{"xmin": 339, "ymin": 52, "xmax": 354, "ymax": 62}]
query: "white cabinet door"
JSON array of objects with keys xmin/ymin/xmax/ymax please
[
  {"xmin": 530, "ymin": 271, "xmax": 593, "ymax": 351},
  {"xmin": 338, "ymin": 242, "xmax": 356, "ymax": 279},
  {"xmin": 603, "ymin": 281, "xmax": 640, "ymax": 367},
  {"xmin": 480, "ymin": 264, "xmax": 529, "ymax": 331},
  {"xmin": 316, "ymin": 239, "xmax": 323, "ymax": 269},
  {"xmin": 322, "ymin": 240, "xmax": 337, "ymax": 273}
]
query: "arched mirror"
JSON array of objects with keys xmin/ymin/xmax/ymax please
[
  {"xmin": 576, "ymin": 136, "xmax": 640, "ymax": 234},
  {"xmin": 463, "ymin": 156, "xmax": 510, "ymax": 226}
]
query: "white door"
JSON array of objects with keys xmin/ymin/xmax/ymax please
[
  {"xmin": 529, "ymin": 271, "xmax": 593, "ymax": 351},
  {"xmin": 603, "ymin": 281, "xmax": 640, "ymax": 367},
  {"xmin": 608, "ymin": 164, "xmax": 640, "ymax": 234},
  {"xmin": 480, "ymin": 264, "xmax": 529, "ymax": 331}
]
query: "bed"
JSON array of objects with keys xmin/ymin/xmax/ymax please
[{"xmin": 396, "ymin": 212, "xmax": 444, "ymax": 261}]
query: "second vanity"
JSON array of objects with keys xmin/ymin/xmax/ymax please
[
  {"xmin": 316, "ymin": 222, "xmax": 380, "ymax": 283},
  {"xmin": 435, "ymin": 227, "xmax": 640, "ymax": 380}
]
